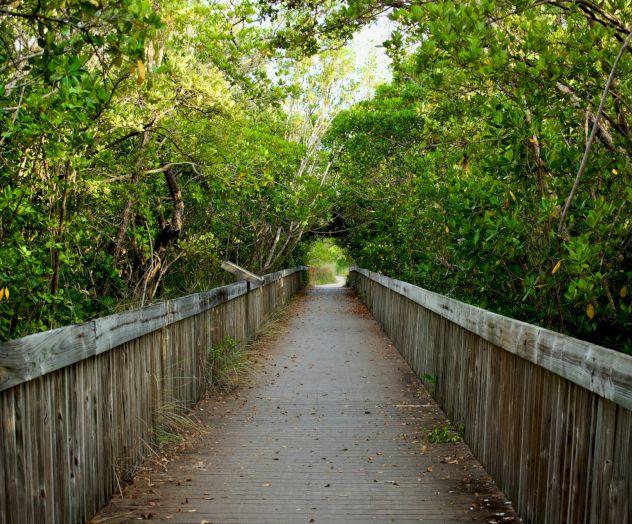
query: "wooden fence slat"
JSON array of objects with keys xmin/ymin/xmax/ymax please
[
  {"xmin": 0, "ymin": 269, "xmax": 306, "ymax": 393},
  {"xmin": 0, "ymin": 267, "xmax": 306, "ymax": 523},
  {"xmin": 349, "ymin": 267, "xmax": 632, "ymax": 524},
  {"xmin": 352, "ymin": 268, "xmax": 632, "ymax": 411},
  {"xmin": 2, "ymin": 389, "xmax": 19, "ymax": 524},
  {"xmin": 0, "ymin": 391, "xmax": 7, "ymax": 524}
]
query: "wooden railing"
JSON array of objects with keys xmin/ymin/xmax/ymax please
[
  {"xmin": 349, "ymin": 267, "xmax": 631, "ymax": 524},
  {"xmin": 0, "ymin": 267, "xmax": 307, "ymax": 524}
]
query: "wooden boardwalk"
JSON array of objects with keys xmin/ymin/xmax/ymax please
[{"xmin": 94, "ymin": 286, "xmax": 519, "ymax": 523}]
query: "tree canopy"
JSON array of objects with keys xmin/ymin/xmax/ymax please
[
  {"xmin": 1, "ymin": 0, "xmax": 630, "ymax": 352},
  {"xmin": 319, "ymin": 0, "xmax": 631, "ymax": 351},
  {"xmin": 0, "ymin": 0, "xmax": 350, "ymax": 339}
]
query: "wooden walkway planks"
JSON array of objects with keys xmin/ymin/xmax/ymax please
[{"xmin": 95, "ymin": 287, "xmax": 519, "ymax": 523}]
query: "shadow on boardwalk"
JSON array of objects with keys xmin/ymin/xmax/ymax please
[{"xmin": 94, "ymin": 287, "xmax": 520, "ymax": 523}]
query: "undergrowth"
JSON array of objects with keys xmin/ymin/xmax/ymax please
[
  {"xmin": 309, "ymin": 265, "xmax": 337, "ymax": 285},
  {"xmin": 206, "ymin": 335, "xmax": 249, "ymax": 393},
  {"xmin": 142, "ymin": 304, "xmax": 291, "ymax": 464},
  {"xmin": 208, "ymin": 303, "xmax": 290, "ymax": 392},
  {"xmin": 153, "ymin": 400, "xmax": 206, "ymax": 448},
  {"xmin": 427, "ymin": 423, "xmax": 464, "ymax": 444}
]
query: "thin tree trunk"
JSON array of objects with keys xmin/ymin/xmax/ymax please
[
  {"xmin": 522, "ymin": 100, "xmax": 554, "ymax": 199},
  {"xmin": 51, "ymin": 161, "xmax": 71, "ymax": 295},
  {"xmin": 557, "ymin": 30, "xmax": 632, "ymax": 237},
  {"xmin": 262, "ymin": 227, "xmax": 282, "ymax": 271},
  {"xmin": 138, "ymin": 166, "xmax": 185, "ymax": 301}
]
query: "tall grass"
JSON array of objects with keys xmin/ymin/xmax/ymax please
[{"xmin": 206, "ymin": 336, "xmax": 250, "ymax": 393}]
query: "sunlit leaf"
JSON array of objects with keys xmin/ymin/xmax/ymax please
[
  {"xmin": 136, "ymin": 60, "xmax": 146, "ymax": 85},
  {"xmin": 586, "ymin": 303, "xmax": 595, "ymax": 320}
]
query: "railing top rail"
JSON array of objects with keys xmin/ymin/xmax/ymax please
[
  {"xmin": 0, "ymin": 266, "xmax": 307, "ymax": 392},
  {"xmin": 351, "ymin": 267, "xmax": 632, "ymax": 411}
]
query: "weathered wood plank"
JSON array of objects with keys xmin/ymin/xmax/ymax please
[
  {"xmin": 349, "ymin": 268, "xmax": 632, "ymax": 524},
  {"xmin": 221, "ymin": 261, "xmax": 264, "ymax": 284},
  {"xmin": 95, "ymin": 302, "xmax": 169, "ymax": 356},
  {"xmin": 610, "ymin": 407, "xmax": 632, "ymax": 522},
  {"xmin": 36, "ymin": 376, "xmax": 54, "ymax": 523},
  {"xmin": 351, "ymin": 267, "xmax": 632, "ymax": 411},
  {"xmin": 0, "ymin": 267, "xmax": 307, "ymax": 524},
  {"xmin": 0, "ymin": 323, "xmax": 96, "ymax": 392},
  {"xmin": 15, "ymin": 384, "xmax": 34, "ymax": 524},
  {"xmin": 0, "ymin": 391, "xmax": 6, "ymax": 524},
  {"xmin": 1, "ymin": 388, "xmax": 19, "ymax": 524},
  {"xmin": 0, "ymin": 268, "xmax": 306, "ymax": 393},
  {"xmin": 93, "ymin": 284, "xmax": 521, "ymax": 524},
  {"xmin": 53, "ymin": 369, "xmax": 69, "ymax": 523}
]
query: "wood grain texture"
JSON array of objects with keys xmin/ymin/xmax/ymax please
[
  {"xmin": 220, "ymin": 261, "xmax": 264, "ymax": 284},
  {"xmin": 0, "ymin": 267, "xmax": 307, "ymax": 524},
  {"xmin": 0, "ymin": 268, "xmax": 306, "ymax": 393},
  {"xmin": 349, "ymin": 268, "xmax": 632, "ymax": 524},
  {"xmin": 0, "ymin": 323, "xmax": 96, "ymax": 392},
  {"xmin": 351, "ymin": 267, "xmax": 632, "ymax": 411},
  {"xmin": 95, "ymin": 286, "xmax": 519, "ymax": 524}
]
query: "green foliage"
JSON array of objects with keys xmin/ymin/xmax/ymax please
[
  {"xmin": 305, "ymin": 239, "xmax": 352, "ymax": 271},
  {"xmin": 421, "ymin": 372, "xmax": 438, "ymax": 395},
  {"xmin": 319, "ymin": 0, "xmax": 632, "ymax": 353},
  {"xmin": 0, "ymin": 1, "xmax": 345, "ymax": 341},
  {"xmin": 0, "ymin": 0, "xmax": 161, "ymax": 339},
  {"xmin": 309, "ymin": 266, "xmax": 337, "ymax": 285},
  {"xmin": 154, "ymin": 426, "xmax": 183, "ymax": 448},
  {"xmin": 305, "ymin": 239, "xmax": 352, "ymax": 284},
  {"xmin": 427, "ymin": 424, "xmax": 463, "ymax": 444},
  {"xmin": 421, "ymin": 373, "xmax": 438, "ymax": 384},
  {"xmin": 3, "ymin": 0, "xmax": 631, "ymax": 358}
]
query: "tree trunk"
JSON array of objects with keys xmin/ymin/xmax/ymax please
[
  {"xmin": 51, "ymin": 161, "xmax": 71, "ymax": 295},
  {"xmin": 262, "ymin": 227, "xmax": 282, "ymax": 271},
  {"xmin": 137, "ymin": 166, "xmax": 185, "ymax": 302}
]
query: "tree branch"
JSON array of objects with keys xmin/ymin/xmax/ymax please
[
  {"xmin": 142, "ymin": 162, "xmax": 199, "ymax": 175},
  {"xmin": 557, "ymin": 30, "xmax": 632, "ymax": 237}
]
